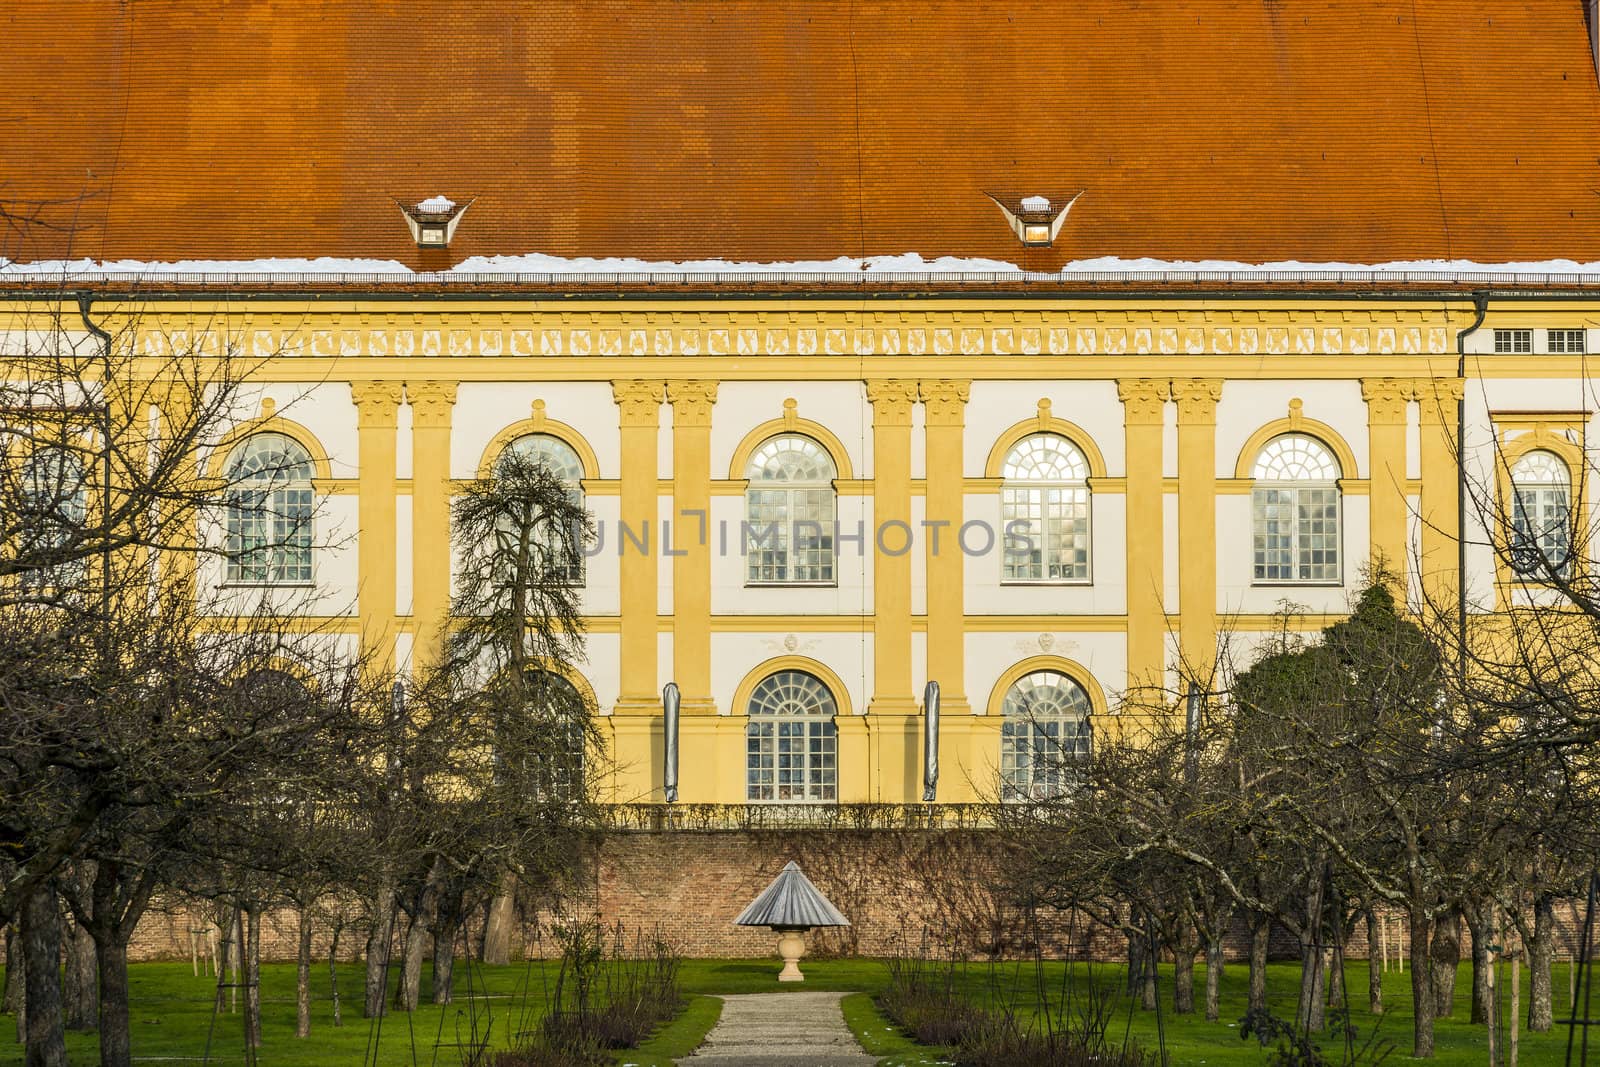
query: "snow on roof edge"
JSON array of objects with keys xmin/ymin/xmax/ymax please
[{"xmin": 6, "ymin": 253, "xmax": 1600, "ymax": 285}]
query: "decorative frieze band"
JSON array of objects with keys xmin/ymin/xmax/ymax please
[{"xmin": 133, "ymin": 311, "xmax": 1454, "ymax": 360}]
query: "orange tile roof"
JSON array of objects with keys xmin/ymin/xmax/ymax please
[{"xmin": 4, "ymin": 0, "xmax": 1600, "ymax": 274}]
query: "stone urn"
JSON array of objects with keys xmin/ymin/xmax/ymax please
[
  {"xmin": 733, "ymin": 860, "xmax": 850, "ymax": 983},
  {"xmin": 775, "ymin": 925, "xmax": 809, "ymax": 982}
]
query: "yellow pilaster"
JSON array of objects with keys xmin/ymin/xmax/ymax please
[
  {"xmin": 350, "ymin": 381, "xmax": 403, "ymax": 672},
  {"xmin": 1361, "ymin": 378, "xmax": 1412, "ymax": 587},
  {"xmin": 1418, "ymin": 378, "xmax": 1464, "ymax": 615},
  {"xmin": 408, "ymin": 381, "xmax": 457, "ymax": 671},
  {"xmin": 866, "ymin": 379, "xmax": 918, "ymax": 802},
  {"xmin": 610, "ymin": 380, "xmax": 664, "ymax": 801},
  {"xmin": 920, "ymin": 380, "xmax": 974, "ymax": 802},
  {"xmin": 1117, "ymin": 379, "xmax": 1170, "ymax": 695},
  {"xmin": 666, "ymin": 381, "xmax": 717, "ymax": 714},
  {"xmin": 1172, "ymin": 378, "xmax": 1222, "ymax": 681},
  {"xmin": 667, "ymin": 380, "xmax": 718, "ymax": 803}
]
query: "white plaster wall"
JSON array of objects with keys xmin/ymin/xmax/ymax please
[
  {"xmin": 450, "ymin": 382, "xmax": 620, "ymax": 479},
  {"xmin": 709, "ymin": 632, "xmax": 874, "ymax": 717},
  {"xmin": 963, "ymin": 381, "xmax": 1125, "ymax": 475},
  {"xmin": 708, "ymin": 494, "xmax": 873, "ymax": 616},
  {"xmin": 395, "ymin": 402, "xmax": 414, "ymax": 480},
  {"xmin": 961, "ymin": 491, "xmax": 1128, "ymax": 615},
  {"xmin": 1216, "ymin": 493, "xmax": 1368, "ymax": 616},
  {"xmin": 964, "ymin": 630, "xmax": 1126, "ymax": 713},
  {"xmin": 1215, "ymin": 380, "xmax": 1368, "ymax": 478},
  {"xmin": 1163, "ymin": 493, "xmax": 1180, "ymax": 611},
  {"xmin": 395, "ymin": 496, "xmax": 413, "ymax": 616},
  {"xmin": 709, "ymin": 382, "xmax": 869, "ymax": 479},
  {"xmin": 575, "ymin": 494, "xmax": 622, "ymax": 617}
]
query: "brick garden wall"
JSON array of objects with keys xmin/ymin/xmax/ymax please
[{"xmin": 117, "ymin": 829, "xmax": 1591, "ymax": 967}]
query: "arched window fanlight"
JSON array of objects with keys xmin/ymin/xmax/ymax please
[
  {"xmin": 745, "ymin": 435, "xmax": 837, "ymax": 584},
  {"xmin": 1251, "ymin": 433, "xmax": 1341, "ymax": 583},
  {"xmin": 1510, "ymin": 449, "xmax": 1572, "ymax": 577},
  {"xmin": 1001, "ymin": 433, "xmax": 1091, "ymax": 582},
  {"xmin": 745, "ymin": 670, "xmax": 838, "ymax": 802},
  {"xmin": 224, "ymin": 433, "xmax": 314, "ymax": 584},
  {"xmin": 501, "ymin": 433, "xmax": 586, "ymax": 584},
  {"xmin": 1000, "ymin": 670, "xmax": 1092, "ymax": 801}
]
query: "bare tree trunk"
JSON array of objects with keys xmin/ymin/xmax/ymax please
[
  {"xmin": 431, "ymin": 917, "xmax": 457, "ymax": 1005},
  {"xmin": 1409, "ymin": 906, "xmax": 1436, "ymax": 1059},
  {"xmin": 363, "ymin": 889, "xmax": 394, "ymax": 1019},
  {"xmin": 1126, "ymin": 928, "xmax": 1145, "ymax": 998},
  {"xmin": 5, "ymin": 923, "xmax": 25, "ymax": 1017},
  {"xmin": 1326, "ymin": 948, "xmax": 1344, "ymax": 1011},
  {"xmin": 1365, "ymin": 908, "xmax": 1383, "ymax": 1014},
  {"xmin": 1248, "ymin": 914, "xmax": 1270, "ymax": 1013},
  {"xmin": 213, "ymin": 914, "xmax": 232, "ymax": 1013},
  {"xmin": 1467, "ymin": 904, "xmax": 1491, "ymax": 1025},
  {"xmin": 328, "ymin": 920, "xmax": 343, "ymax": 1029},
  {"xmin": 295, "ymin": 906, "xmax": 313, "ymax": 1039},
  {"xmin": 1173, "ymin": 943, "xmax": 1196, "ymax": 1014},
  {"xmin": 480, "ymin": 885, "xmax": 515, "ymax": 965},
  {"xmin": 93, "ymin": 937, "xmax": 130, "ymax": 1067},
  {"xmin": 1204, "ymin": 936, "xmax": 1225, "ymax": 1022},
  {"xmin": 1432, "ymin": 907, "xmax": 1461, "ymax": 1018},
  {"xmin": 62, "ymin": 920, "xmax": 96, "ymax": 1032},
  {"xmin": 1529, "ymin": 894, "xmax": 1554, "ymax": 1032},
  {"xmin": 393, "ymin": 911, "xmax": 429, "ymax": 1012},
  {"xmin": 20, "ymin": 884, "xmax": 65, "ymax": 1067},
  {"xmin": 1297, "ymin": 877, "xmax": 1327, "ymax": 1033},
  {"xmin": 244, "ymin": 907, "xmax": 261, "ymax": 1049}
]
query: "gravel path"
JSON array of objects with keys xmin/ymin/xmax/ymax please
[{"xmin": 683, "ymin": 990, "xmax": 877, "ymax": 1066}]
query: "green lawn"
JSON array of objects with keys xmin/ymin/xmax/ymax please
[{"xmin": 0, "ymin": 957, "xmax": 1584, "ymax": 1065}]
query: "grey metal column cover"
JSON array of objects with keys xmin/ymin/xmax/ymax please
[
  {"xmin": 922, "ymin": 680, "xmax": 940, "ymax": 802},
  {"xmin": 663, "ymin": 682, "xmax": 680, "ymax": 803}
]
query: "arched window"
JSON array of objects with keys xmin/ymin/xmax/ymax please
[
  {"xmin": 500, "ymin": 433, "xmax": 586, "ymax": 584},
  {"xmin": 1000, "ymin": 670, "xmax": 1093, "ymax": 801},
  {"xmin": 1001, "ymin": 433, "xmax": 1091, "ymax": 582},
  {"xmin": 224, "ymin": 433, "xmax": 314, "ymax": 584},
  {"xmin": 20, "ymin": 447, "xmax": 87, "ymax": 586},
  {"xmin": 516, "ymin": 669, "xmax": 587, "ymax": 801},
  {"xmin": 745, "ymin": 670, "xmax": 838, "ymax": 802},
  {"xmin": 1510, "ymin": 450, "xmax": 1572, "ymax": 576},
  {"xmin": 1251, "ymin": 433, "xmax": 1341, "ymax": 583},
  {"xmin": 745, "ymin": 435, "xmax": 836, "ymax": 584}
]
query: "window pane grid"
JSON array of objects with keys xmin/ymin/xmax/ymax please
[
  {"xmin": 1002, "ymin": 434, "xmax": 1091, "ymax": 583},
  {"xmin": 746, "ymin": 670, "xmax": 837, "ymax": 802},
  {"xmin": 1550, "ymin": 329, "xmax": 1586, "ymax": 354},
  {"xmin": 224, "ymin": 434, "xmax": 315, "ymax": 585},
  {"xmin": 1000, "ymin": 671, "xmax": 1092, "ymax": 802},
  {"xmin": 744, "ymin": 435, "xmax": 837, "ymax": 585},
  {"xmin": 1495, "ymin": 329, "xmax": 1533, "ymax": 354},
  {"xmin": 1252, "ymin": 435, "xmax": 1341, "ymax": 584},
  {"xmin": 502, "ymin": 434, "xmax": 587, "ymax": 584}
]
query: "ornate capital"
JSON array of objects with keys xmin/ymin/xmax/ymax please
[
  {"xmin": 666, "ymin": 380, "xmax": 719, "ymax": 428},
  {"xmin": 612, "ymin": 380, "xmax": 664, "ymax": 427},
  {"xmin": 866, "ymin": 379, "xmax": 918, "ymax": 427},
  {"xmin": 349, "ymin": 381, "xmax": 405, "ymax": 428},
  {"xmin": 1361, "ymin": 377, "xmax": 1413, "ymax": 425},
  {"xmin": 1171, "ymin": 378, "xmax": 1223, "ymax": 424},
  {"xmin": 407, "ymin": 381, "xmax": 459, "ymax": 428},
  {"xmin": 1417, "ymin": 378, "xmax": 1464, "ymax": 424},
  {"xmin": 1117, "ymin": 379, "xmax": 1171, "ymax": 425},
  {"xmin": 919, "ymin": 380, "xmax": 970, "ymax": 427}
]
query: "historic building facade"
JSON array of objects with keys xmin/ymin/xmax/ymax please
[
  {"xmin": 9, "ymin": 2, "xmax": 1600, "ymax": 949},
  {"xmin": 6, "ymin": 288, "xmax": 1590, "ymax": 811}
]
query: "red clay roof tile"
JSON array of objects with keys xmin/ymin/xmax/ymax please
[{"xmin": 3, "ymin": 0, "xmax": 1600, "ymax": 271}]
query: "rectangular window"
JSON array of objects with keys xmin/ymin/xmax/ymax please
[
  {"xmin": 745, "ymin": 489, "xmax": 835, "ymax": 584},
  {"xmin": 1001, "ymin": 486, "xmax": 1090, "ymax": 582},
  {"xmin": 1549, "ymin": 329, "xmax": 1587, "ymax": 354},
  {"xmin": 1253, "ymin": 487, "xmax": 1339, "ymax": 583},
  {"xmin": 1494, "ymin": 329, "xmax": 1533, "ymax": 354}
]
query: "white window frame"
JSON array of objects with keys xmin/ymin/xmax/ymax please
[
  {"xmin": 1000, "ymin": 670, "xmax": 1093, "ymax": 802},
  {"xmin": 500, "ymin": 433, "xmax": 587, "ymax": 586},
  {"xmin": 745, "ymin": 670, "xmax": 838, "ymax": 803},
  {"xmin": 744, "ymin": 435, "xmax": 837, "ymax": 586},
  {"xmin": 1494, "ymin": 329, "xmax": 1533, "ymax": 354},
  {"xmin": 223, "ymin": 432, "xmax": 315, "ymax": 586},
  {"xmin": 1509, "ymin": 449, "xmax": 1573, "ymax": 578},
  {"xmin": 1000, "ymin": 433, "xmax": 1092, "ymax": 584},
  {"xmin": 1549, "ymin": 329, "xmax": 1587, "ymax": 354},
  {"xmin": 20, "ymin": 446, "xmax": 88, "ymax": 589},
  {"xmin": 1251, "ymin": 433, "xmax": 1342, "ymax": 585}
]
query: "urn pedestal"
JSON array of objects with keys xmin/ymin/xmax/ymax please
[{"xmin": 775, "ymin": 926, "xmax": 808, "ymax": 982}]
